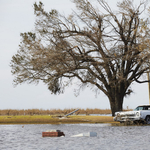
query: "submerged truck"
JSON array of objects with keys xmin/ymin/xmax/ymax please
[{"xmin": 114, "ymin": 105, "xmax": 150, "ymax": 124}]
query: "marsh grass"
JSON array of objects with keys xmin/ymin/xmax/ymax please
[
  {"xmin": 0, "ymin": 108, "xmax": 132, "ymax": 124},
  {"xmin": 0, "ymin": 108, "xmax": 112, "ymax": 116},
  {"xmin": 0, "ymin": 108, "xmax": 132, "ymax": 116},
  {"xmin": 69, "ymin": 115, "xmax": 114, "ymax": 123},
  {"xmin": 0, "ymin": 115, "xmax": 58, "ymax": 124},
  {"xmin": 0, "ymin": 115, "xmax": 115, "ymax": 124}
]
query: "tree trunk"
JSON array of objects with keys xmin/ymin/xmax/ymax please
[{"xmin": 109, "ymin": 93, "xmax": 124, "ymax": 116}]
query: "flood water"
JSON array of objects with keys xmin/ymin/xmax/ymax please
[{"xmin": 0, "ymin": 123, "xmax": 150, "ymax": 150}]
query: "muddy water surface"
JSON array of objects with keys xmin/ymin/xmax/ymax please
[{"xmin": 0, "ymin": 124, "xmax": 150, "ymax": 150}]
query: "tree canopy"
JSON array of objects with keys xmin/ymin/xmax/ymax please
[{"xmin": 11, "ymin": 0, "xmax": 150, "ymax": 116}]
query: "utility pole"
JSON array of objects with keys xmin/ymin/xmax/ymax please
[{"xmin": 147, "ymin": 72, "xmax": 150, "ymax": 104}]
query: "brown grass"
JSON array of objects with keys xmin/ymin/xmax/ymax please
[
  {"xmin": 0, "ymin": 108, "xmax": 132, "ymax": 118},
  {"xmin": 0, "ymin": 115, "xmax": 115, "ymax": 124},
  {"xmin": 0, "ymin": 108, "xmax": 113, "ymax": 116}
]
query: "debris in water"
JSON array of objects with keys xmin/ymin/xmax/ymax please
[
  {"xmin": 42, "ymin": 129, "xmax": 65, "ymax": 137},
  {"xmin": 71, "ymin": 132, "xmax": 97, "ymax": 137}
]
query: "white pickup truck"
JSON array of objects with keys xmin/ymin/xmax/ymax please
[{"xmin": 114, "ymin": 105, "xmax": 150, "ymax": 124}]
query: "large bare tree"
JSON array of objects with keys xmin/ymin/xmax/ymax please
[{"xmin": 11, "ymin": 0, "xmax": 150, "ymax": 116}]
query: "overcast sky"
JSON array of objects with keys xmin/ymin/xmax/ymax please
[{"xmin": 0, "ymin": 0, "xmax": 149, "ymax": 110}]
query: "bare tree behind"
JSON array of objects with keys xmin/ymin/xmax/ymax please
[{"xmin": 11, "ymin": 0, "xmax": 150, "ymax": 116}]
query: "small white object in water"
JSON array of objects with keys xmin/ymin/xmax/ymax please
[
  {"xmin": 71, "ymin": 132, "xmax": 97, "ymax": 137},
  {"xmin": 46, "ymin": 130, "xmax": 61, "ymax": 132}
]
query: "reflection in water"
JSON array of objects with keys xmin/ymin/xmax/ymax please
[{"xmin": 0, "ymin": 124, "xmax": 150, "ymax": 150}]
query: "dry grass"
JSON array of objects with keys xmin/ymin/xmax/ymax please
[
  {"xmin": 0, "ymin": 108, "xmax": 113, "ymax": 116},
  {"xmin": 69, "ymin": 116, "xmax": 114, "ymax": 123},
  {"xmin": 0, "ymin": 108, "xmax": 132, "ymax": 124},
  {"xmin": 0, "ymin": 115, "xmax": 115, "ymax": 124}
]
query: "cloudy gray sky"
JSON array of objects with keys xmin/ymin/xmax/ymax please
[{"xmin": 0, "ymin": 0, "xmax": 149, "ymax": 110}]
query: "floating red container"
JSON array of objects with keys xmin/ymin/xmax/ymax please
[{"xmin": 42, "ymin": 131, "xmax": 65, "ymax": 137}]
